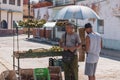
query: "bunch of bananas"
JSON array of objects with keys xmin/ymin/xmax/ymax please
[{"xmin": 49, "ymin": 46, "xmax": 63, "ymax": 52}]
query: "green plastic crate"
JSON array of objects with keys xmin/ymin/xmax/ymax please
[{"xmin": 34, "ymin": 68, "xmax": 50, "ymax": 80}]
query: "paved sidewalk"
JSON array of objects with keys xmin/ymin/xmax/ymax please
[
  {"xmin": 101, "ymin": 49, "xmax": 120, "ymax": 59},
  {"xmin": 0, "ymin": 35, "xmax": 120, "ymax": 80}
]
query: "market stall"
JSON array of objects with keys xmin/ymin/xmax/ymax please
[{"xmin": 13, "ymin": 46, "xmax": 63, "ymax": 80}]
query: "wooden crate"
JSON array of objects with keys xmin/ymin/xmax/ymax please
[
  {"xmin": 0, "ymin": 70, "xmax": 17, "ymax": 80},
  {"xmin": 48, "ymin": 66, "xmax": 62, "ymax": 80},
  {"xmin": 0, "ymin": 69, "xmax": 34, "ymax": 80},
  {"xmin": 20, "ymin": 69, "xmax": 34, "ymax": 80}
]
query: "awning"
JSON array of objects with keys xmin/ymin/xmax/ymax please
[{"xmin": 43, "ymin": 22, "xmax": 56, "ymax": 28}]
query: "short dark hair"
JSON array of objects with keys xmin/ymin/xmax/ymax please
[{"xmin": 85, "ymin": 23, "xmax": 92, "ymax": 28}]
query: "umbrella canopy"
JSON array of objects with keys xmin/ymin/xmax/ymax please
[{"xmin": 54, "ymin": 5, "xmax": 100, "ymax": 20}]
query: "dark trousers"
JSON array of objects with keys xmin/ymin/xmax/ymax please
[{"xmin": 63, "ymin": 55, "xmax": 78, "ymax": 80}]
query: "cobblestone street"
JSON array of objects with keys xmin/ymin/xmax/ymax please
[{"xmin": 0, "ymin": 35, "xmax": 120, "ymax": 80}]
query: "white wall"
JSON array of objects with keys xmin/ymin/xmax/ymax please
[
  {"xmin": 34, "ymin": 7, "xmax": 53, "ymax": 21},
  {"xmin": 99, "ymin": 0, "xmax": 120, "ymax": 40},
  {"xmin": 99, "ymin": 0, "xmax": 120, "ymax": 50},
  {"xmin": 77, "ymin": 0, "xmax": 120, "ymax": 50},
  {"xmin": 1, "ymin": 0, "xmax": 23, "ymax": 12},
  {"xmin": 1, "ymin": 11, "xmax": 23, "ymax": 29},
  {"xmin": 0, "ymin": 0, "xmax": 23, "ymax": 29},
  {"xmin": 1, "ymin": 11, "xmax": 7, "ymax": 21}
]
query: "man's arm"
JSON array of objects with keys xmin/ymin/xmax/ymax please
[
  {"xmin": 85, "ymin": 36, "xmax": 90, "ymax": 53},
  {"xmin": 74, "ymin": 33, "xmax": 81, "ymax": 49},
  {"xmin": 59, "ymin": 34, "xmax": 68, "ymax": 51}
]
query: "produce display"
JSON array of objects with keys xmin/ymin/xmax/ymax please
[
  {"xmin": 49, "ymin": 46, "xmax": 63, "ymax": 52},
  {"xmin": 14, "ymin": 46, "xmax": 63, "ymax": 58}
]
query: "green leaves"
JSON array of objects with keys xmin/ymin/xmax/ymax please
[{"xmin": 18, "ymin": 19, "xmax": 46, "ymax": 28}]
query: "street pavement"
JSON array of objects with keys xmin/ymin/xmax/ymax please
[{"xmin": 0, "ymin": 34, "xmax": 120, "ymax": 80}]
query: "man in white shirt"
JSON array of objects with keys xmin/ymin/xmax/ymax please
[{"xmin": 84, "ymin": 23, "xmax": 102, "ymax": 80}]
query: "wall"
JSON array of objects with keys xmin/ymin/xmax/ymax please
[
  {"xmin": 99, "ymin": 0, "xmax": 120, "ymax": 50},
  {"xmin": 34, "ymin": 7, "xmax": 53, "ymax": 21},
  {"xmin": 0, "ymin": 0, "xmax": 23, "ymax": 29},
  {"xmin": 1, "ymin": 11, "xmax": 23, "ymax": 29},
  {"xmin": 77, "ymin": 0, "xmax": 120, "ymax": 50},
  {"xmin": 23, "ymin": 4, "xmax": 34, "ymax": 20},
  {"xmin": 1, "ymin": 0, "xmax": 23, "ymax": 12}
]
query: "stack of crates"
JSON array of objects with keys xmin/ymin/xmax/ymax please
[
  {"xmin": 79, "ymin": 28, "xmax": 85, "ymax": 61},
  {"xmin": 48, "ymin": 66, "xmax": 62, "ymax": 80},
  {"xmin": 33, "ymin": 68, "xmax": 50, "ymax": 80}
]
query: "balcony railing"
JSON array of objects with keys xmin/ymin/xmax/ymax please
[
  {"xmin": 53, "ymin": 0, "xmax": 84, "ymax": 7},
  {"xmin": 53, "ymin": 0, "xmax": 73, "ymax": 6}
]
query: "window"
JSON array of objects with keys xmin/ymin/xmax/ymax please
[
  {"xmin": 17, "ymin": 0, "xmax": 21, "ymax": 6},
  {"xmin": 45, "ymin": 0, "xmax": 53, "ymax": 3},
  {"xmin": 3, "ymin": 0, "xmax": 7, "ymax": 4},
  {"xmin": 97, "ymin": 19, "xmax": 104, "ymax": 34},
  {"xmin": 1, "ymin": 20, "xmax": 8, "ymax": 29},
  {"xmin": 9, "ymin": 0, "xmax": 15, "ymax": 5}
]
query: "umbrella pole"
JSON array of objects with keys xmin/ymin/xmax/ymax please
[{"xmin": 75, "ymin": 19, "xmax": 77, "ymax": 32}]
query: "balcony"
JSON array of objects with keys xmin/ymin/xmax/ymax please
[
  {"xmin": 53, "ymin": 0, "xmax": 84, "ymax": 7},
  {"xmin": 53, "ymin": 0, "xmax": 71, "ymax": 6}
]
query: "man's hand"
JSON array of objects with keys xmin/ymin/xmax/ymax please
[
  {"xmin": 63, "ymin": 46, "xmax": 68, "ymax": 51},
  {"xmin": 68, "ymin": 47, "xmax": 76, "ymax": 52}
]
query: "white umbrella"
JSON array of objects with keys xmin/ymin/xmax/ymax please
[{"xmin": 54, "ymin": 5, "xmax": 100, "ymax": 20}]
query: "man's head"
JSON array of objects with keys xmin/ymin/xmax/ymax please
[
  {"xmin": 65, "ymin": 23, "xmax": 74, "ymax": 33},
  {"xmin": 84, "ymin": 23, "xmax": 93, "ymax": 34}
]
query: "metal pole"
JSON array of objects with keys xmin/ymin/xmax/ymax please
[
  {"xmin": 16, "ymin": 26, "xmax": 20, "ymax": 80},
  {"xmin": 13, "ymin": 25, "xmax": 15, "ymax": 70},
  {"xmin": 73, "ymin": 0, "xmax": 76, "ymax": 5},
  {"xmin": 10, "ymin": 9, "xmax": 15, "ymax": 71},
  {"xmin": 73, "ymin": 0, "xmax": 78, "ymax": 32},
  {"xmin": 28, "ymin": 0, "xmax": 30, "ymax": 38}
]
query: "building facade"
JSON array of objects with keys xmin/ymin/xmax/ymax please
[
  {"xmin": 23, "ymin": 0, "xmax": 34, "ymax": 20},
  {"xmin": 77, "ymin": 0, "xmax": 120, "ymax": 50},
  {"xmin": 33, "ymin": 1, "xmax": 53, "ymax": 21},
  {"xmin": 0, "ymin": 0, "xmax": 23, "ymax": 29},
  {"xmin": 51, "ymin": 0, "xmax": 120, "ymax": 50}
]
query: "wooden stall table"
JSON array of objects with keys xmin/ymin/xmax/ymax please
[{"xmin": 13, "ymin": 48, "xmax": 63, "ymax": 79}]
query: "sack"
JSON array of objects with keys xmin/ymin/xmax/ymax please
[{"xmin": 62, "ymin": 50, "xmax": 75, "ymax": 63}]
